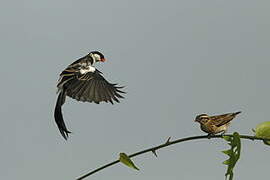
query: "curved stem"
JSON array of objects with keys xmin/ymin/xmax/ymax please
[{"xmin": 76, "ymin": 134, "xmax": 270, "ymax": 180}]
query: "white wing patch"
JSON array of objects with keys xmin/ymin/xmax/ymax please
[{"xmin": 80, "ymin": 65, "xmax": 96, "ymax": 74}]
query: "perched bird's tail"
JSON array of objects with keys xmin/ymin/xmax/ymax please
[{"xmin": 54, "ymin": 90, "xmax": 71, "ymax": 140}]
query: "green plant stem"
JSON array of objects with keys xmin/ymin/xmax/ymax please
[{"xmin": 76, "ymin": 134, "xmax": 270, "ymax": 180}]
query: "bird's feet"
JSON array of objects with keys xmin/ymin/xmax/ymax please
[{"xmin": 207, "ymin": 133, "xmax": 213, "ymax": 139}]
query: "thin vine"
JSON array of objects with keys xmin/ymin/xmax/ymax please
[{"xmin": 76, "ymin": 134, "xmax": 270, "ymax": 180}]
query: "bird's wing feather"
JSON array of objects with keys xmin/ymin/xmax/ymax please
[
  {"xmin": 64, "ymin": 70, "xmax": 125, "ymax": 104},
  {"xmin": 210, "ymin": 113, "xmax": 238, "ymax": 127}
]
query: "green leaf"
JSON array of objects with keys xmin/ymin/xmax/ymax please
[
  {"xmin": 222, "ymin": 149, "xmax": 232, "ymax": 156},
  {"xmin": 254, "ymin": 121, "xmax": 270, "ymax": 145},
  {"xmin": 233, "ymin": 132, "xmax": 241, "ymax": 159},
  {"xmin": 223, "ymin": 136, "xmax": 231, "ymax": 142},
  {"xmin": 263, "ymin": 140, "xmax": 270, "ymax": 145},
  {"xmin": 222, "ymin": 132, "xmax": 241, "ymax": 180},
  {"xmin": 228, "ymin": 172, "xmax": 234, "ymax": 180},
  {"xmin": 223, "ymin": 159, "xmax": 230, "ymax": 165},
  {"xmin": 119, "ymin": 153, "xmax": 140, "ymax": 171}
]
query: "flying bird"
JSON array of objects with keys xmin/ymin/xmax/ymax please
[
  {"xmin": 194, "ymin": 111, "xmax": 241, "ymax": 136},
  {"xmin": 54, "ymin": 51, "xmax": 125, "ymax": 140}
]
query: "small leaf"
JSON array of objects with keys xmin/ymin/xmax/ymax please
[
  {"xmin": 233, "ymin": 132, "xmax": 241, "ymax": 158},
  {"xmin": 222, "ymin": 149, "xmax": 232, "ymax": 156},
  {"xmin": 223, "ymin": 136, "xmax": 231, "ymax": 141},
  {"xmin": 263, "ymin": 140, "xmax": 270, "ymax": 145},
  {"xmin": 223, "ymin": 159, "xmax": 230, "ymax": 165},
  {"xmin": 119, "ymin": 153, "xmax": 140, "ymax": 171},
  {"xmin": 254, "ymin": 121, "xmax": 270, "ymax": 145},
  {"xmin": 228, "ymin": 172, "xmax": 234, "ymax": 180},
  {"xmin": 222, "ymin": 132, "xmax": 241, "ymax": 180}
]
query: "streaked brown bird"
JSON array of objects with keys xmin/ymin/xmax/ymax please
[
  {"xmin": 194, "ymin": 111, "xmax": 241, "ymax": 136},
  {"xmin": 54, "ymin": 51, "xmax": 125, "ymax": 140}
]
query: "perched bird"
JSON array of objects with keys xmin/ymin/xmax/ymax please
[
  {"xmin": 54, "ymin": 51, "xmax": 125, "ymax": 140},
  {"xmin": 194, "ymin": 111, "xmax": 241, "ymax": 136}
]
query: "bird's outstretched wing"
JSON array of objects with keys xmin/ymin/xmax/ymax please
[
  {"xmin": 63, "ymin": 70, "xmax": 125, "ymax": 104},
  {"xmin": 54, "ymin": 66, "xmax": 125, "ymax": 140},
  {"xmin": 211, "ymin": 111, "xmax": 241, "ymax": 127}
]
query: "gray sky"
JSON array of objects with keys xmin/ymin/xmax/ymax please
[{"xmin": 1, "ymin": 0, "xmax": 270, "ymax": 179}]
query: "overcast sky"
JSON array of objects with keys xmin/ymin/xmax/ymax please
[{"xmin": 1, "ymin": 0, "xmax": 270, "ymax": 180}]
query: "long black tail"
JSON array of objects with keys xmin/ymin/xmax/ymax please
[{"xmin": 54, "ymin": 90, "xmax": 71, "ymax": 140}]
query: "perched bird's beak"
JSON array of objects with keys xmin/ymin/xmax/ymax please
[{"xmin": 101, "ymin": 58, "xmax": 106, "ymax": 62}]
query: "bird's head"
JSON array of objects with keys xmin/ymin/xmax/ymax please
[
  {"xmin": 89, "ymin": 51, "xmax": 106, "ymax": 63},
  {"xmin": 194, "ymin": 114, "xmax": 209, "ymax": 124}
]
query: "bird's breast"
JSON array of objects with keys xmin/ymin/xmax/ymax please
[
  {"xmin": 201, "ymin": 123, "xmax": 230, "ymax": 134},
  {"xmin": 79, "ymin": 65, "xmax": 96, "ymax": 74}
]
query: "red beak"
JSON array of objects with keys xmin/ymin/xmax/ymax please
[{"xmin": 101, "ymin": 58, "xmax": 106, "ymax": 62}]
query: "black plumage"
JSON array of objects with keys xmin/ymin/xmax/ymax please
[
  {"xmin": 64, "ymin": 71, "xmax": 124, "ymax": 103},
  {"xmin": 54, "ymin": 51, "xmax": 125, "ymax": 140}
]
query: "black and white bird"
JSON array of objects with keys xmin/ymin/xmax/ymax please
[{"xmin": 54, "ymin": 51, "xmax": 125, "ymax": 140}]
